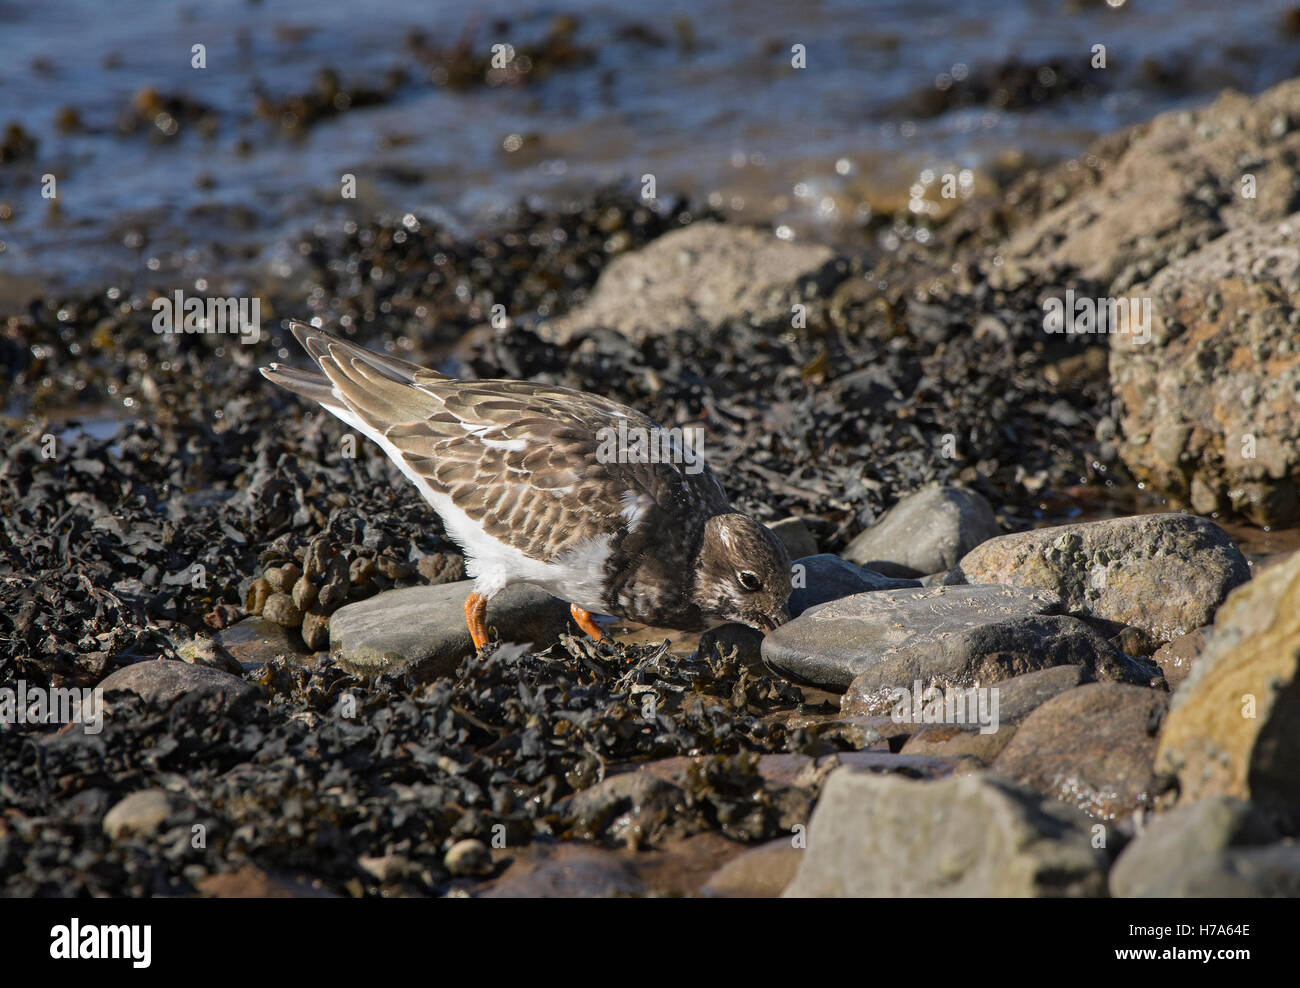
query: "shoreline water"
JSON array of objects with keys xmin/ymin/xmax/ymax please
[{"xmin": 6, "ymin": 0, "xmax": 1300, "ymax": 293}]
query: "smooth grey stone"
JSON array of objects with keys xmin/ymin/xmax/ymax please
[
  {"xmin": 789, "ymin": 553, "xmax": 921, "ymax": 618},
  {"xmin": 99, "ymin": 659, "xmax": 260, "ymax": 713},
  {"xmin": 762, "ymin": 583, "xmax": 1061, "ymax": 691},
  {"xmin": 842, "ymin": 485, "xmax": 1002, "ymax": 578},
  {"xmin": 1110, "ymin": 796, "xmax": 1282, "ymax": 897},
  {"xmin": 329, "ymin": 581, "xmax": 571, "ymax": 680}
]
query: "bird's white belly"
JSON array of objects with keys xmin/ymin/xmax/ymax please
[
  {"xmin": 319, "ymin": 401, "xmax": 614, "ymax": 615},
  {"xmin": 431, "ymin": 489, "xmax": 614, "ymax": 615}
]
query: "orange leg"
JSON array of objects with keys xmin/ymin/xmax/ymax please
[
  {"xmin": 465, "ymin": 592, "xmax": 490, "ymax": 653},
  {"xmin": 569, "ymin": 603, "xmax": 608, "ymax": 642}
]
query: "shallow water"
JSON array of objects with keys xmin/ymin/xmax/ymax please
[{"xmin": 3, "ymin": 0, "xmax": 1300, "ymax": 294}]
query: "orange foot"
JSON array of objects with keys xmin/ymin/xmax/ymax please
[
  {"xmin": 465, "ymin": 592, "xmax": 490, "ymax": 654},
  {"xmin": 569, "ymin": 603, "xmax": 608, "ymax": 643}
]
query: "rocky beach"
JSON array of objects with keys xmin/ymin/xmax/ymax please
[{"xmin": 3, "ymin": 2, "xmax": 1300, "ymax": 902}]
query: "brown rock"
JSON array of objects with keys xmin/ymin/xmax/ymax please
[
  {"xmin": 199, "ymin": 865, "xmax": 339, "ymax": 898},
  {"xmin": 480, "ymin": 844, "xmax": 645, "ymax": 898},
  {"xmin": 244, "ymin": 576, "xmax": 271, "ymax": 616},
  {"xmin": 262, "ymin": 591, "xmax": 302, "ymax": 628},
  {"xmin": 98, "ymin": 659, "xmax": 260, "ymax": 713},
  {"xmin": 416, "ymin": 552, "xmax": 467, "ymax": 585},
  {"xmin": 993, "ymin": 683, "xmax": 1170, "ymax": 819},
  {"xmin": 1156, "ymin": 550, "xmax": 1300, "ymax": 828},
  {"xmin": 291, "ymin": 574, "xmax": 317, "ymax": 613},
  {"xmin": 701, "ymin": 838, "xmax": 801, "ymax": 897},
  {"xmin": 872, "ymin": 666, "xmax": 1088, "ymax": 763},
  {"xmin": 984, "ymin": 77, "xmax": 1300, "ymax": 294},
  {"xmin": 214, "ymin": 616, "xmax": 311, "ymax": 670},
  {"xmin": 300, "ymin": 606, "xmax": 331, "ymax": 652},
  {"xmin": 902, "ymin": 724, "xmax": 1015, "ymax": 765},
  {"xmin": 1151, "ymin": 627, "xmax": 1209, "ymax": 691},
  {"xmin": 541, "ymin": 221, "xmax": 847, "ymax": 343},
  {"xmin": 1111, "ymin": 216, "xmax": 1300, "ymax": 525}
]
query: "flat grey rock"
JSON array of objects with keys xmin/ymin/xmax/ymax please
[
  {"xmin": 843, "ymin": 485, "xmax": 1002, "ymax": 578},
  {"xmin": 329, "ymin": 581, "xmax": 571, "ymax": 680},
  {"xmin": 840, "ymin": 614, "xmax": 1138, "ymax": 716},
  {"xmin": 783, "ymin": 769, "xmax": 1108, "ymax": 897},
  {"xmin": 1110, "ymin": 796, "xmax": 1282, "ymax": 897},
  {"xmin": 98, "ymin": 659, "xmax": 260, "ymax": 713},
  {"xmin": 849, "ymin": 660, "xmax": 1088, "ymax": 725},
  {"xmin": 789, "ymin": 554, "xmax": 921, "ymax": 618},
  {"xmin": 762, "ymin": 583, "xmax": 1061, "ymax": 691}
]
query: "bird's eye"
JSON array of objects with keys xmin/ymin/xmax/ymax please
[{"xmin": 737, "ymin": 571, "xmax": 762, "ymax": 592}]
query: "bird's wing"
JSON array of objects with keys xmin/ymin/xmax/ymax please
[{"xmin": 261, "ymin": 321, "xmax": 730, "ymax": 562}]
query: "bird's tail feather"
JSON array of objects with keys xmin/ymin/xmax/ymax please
[
  {"xmin": 285, "ymin": 319, "xmax": 447, "ymax": 384},
  {"xmin": 259, "ymin": 362, "xmax": 341, "ymax": 410}
]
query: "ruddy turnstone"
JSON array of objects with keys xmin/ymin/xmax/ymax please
[{"xmin": 260, "ymin": 322, "xmax": 791, "ymax": 650}]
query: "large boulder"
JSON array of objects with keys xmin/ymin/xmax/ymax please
[
  {"xmin": 993, "ymin": 683, "xmax": 1171, "ymax": 819},
  {"xmin": 1155, "ymin": 549, "xmax": 1300, "ymax": 829},
  {"xmin": 1111, "ymin": 216, "xmax": 1300, "ymax": 525},
  {"xmin": 1109, "ymin": 796, "xmax": 1280, "ymax": 897},
  {"xmin": 984, "ymin": 77, "xmax": 1300, "ymax": 294},
  {"xmin": 784, "ymin": 769, "xmax": 1108, "ymax": 897},
  {"xmin": 541, "ymin": 221, "xmax": 848, "ymax": 343},
  {"xmin": 947, "ymin": 513, "xmax": 1249, "ymax": 642}
]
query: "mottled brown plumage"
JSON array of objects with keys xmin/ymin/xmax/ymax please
[{"xmin": 261, "ymin": 321, "xmax": 791, "ymax": 643}]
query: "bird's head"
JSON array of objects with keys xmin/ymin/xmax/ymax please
[{"xmin": 692, "ymin": 513, "xmax": 792, "ymax": 632}]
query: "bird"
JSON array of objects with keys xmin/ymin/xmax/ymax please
[{"xmin": 260, "ymin": 321, "xmax": 791, "ymax": 651}]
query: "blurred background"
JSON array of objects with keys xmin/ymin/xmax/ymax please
[{"xmin": 5, "ymin": 0, "xmax": 1300, "ymax": 294}]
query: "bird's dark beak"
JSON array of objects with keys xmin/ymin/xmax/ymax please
[{"xmin": 759, "ymin": 607, "xmax": 790, "ymax": 633}]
